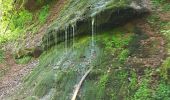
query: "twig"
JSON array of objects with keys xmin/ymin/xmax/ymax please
[{"xmin": 71, "ymin": 67, "xmax": 93, "ymax": 100}]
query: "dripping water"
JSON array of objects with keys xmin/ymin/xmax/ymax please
[
  {"xmin": 72, "ymin": 23, "xmax": 76, "ymax": 49},
  {"xmin": 91, "ymin": 17, "xmax": 96, "ymax": 57},
  {"xmin": 55, "ymin": 30, "xmax": 58, "ymax": 55},
  {"xmin": 89, "ymin": 17, "xmax": 96, "ymax": 64},
  {"xmin": 65, "ymin": 26, "xmax": 68, "ymax": 54},
  {"xmin": 47, "ymin": 32, "xmax": 49, "ymax": 51},
  {"xmin": 92, "ymin": 17, "xmax": 95, "ymax": 47}
]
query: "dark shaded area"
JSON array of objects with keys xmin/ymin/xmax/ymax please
[
  {"xmin": 42, "ymin": 6, "xmax": 149, "ymax": 50},
  {"xmin": 24, "ymin": 0, "xmax": 56, "ymax": 11}
]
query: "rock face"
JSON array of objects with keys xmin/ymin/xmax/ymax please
[
  {"xmin": 14, "ymin": 47, "xmax": 43, "ymax": 59},
  {"xmin": 42, "ymin": 0, "xmax": 150, "ymax": 50}
]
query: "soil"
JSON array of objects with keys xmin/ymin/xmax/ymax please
[{"xmin": 0, "ymin": 51, "xmax": 39, "ymax": 99}]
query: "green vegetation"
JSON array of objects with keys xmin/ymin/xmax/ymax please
[
  {"xmin": 97, "ymin": 74, "xmax": 109, "ymax": 99},
  {"xmin": 132, "ymin": 69, "xmax": 152, "ymax": 100},
  {"xmin": 154, "ymin": 82, "xmax": 170, "ymax": 99},
  {"xmin": 34, "ymin": 70, "xmax": 55, "ymax": 97},
  {"xmin": 133, "ymin": 79, "xmax": 151, "ymax": 100},
  {"xmin": 0, "ymin": 9, "xmax": 33, "ymax": 43},
  {"xmin": 1, "ymin": 0, "xmax": 170, "ymax": 100},
  {"xmin": 0, "ymin": 0, "xmax": 50, "ymax": 45},
  {"xmin": 101, "ymin": 29, "xmax": 132, "ymax": 64},
  {"xmin": 15, "ymin": 56, "xmax": 32, "ymax": 64},
  {"xmin": 38, "ymin": 5, "xmax": 49, "ymax": 23},
  {"xmin": 118, "ymin": 49, "xmax": 129, "ymax": 62},
  {"xmin": 151, "ymin": 0, "xmax": 170, "ymax": 12}
]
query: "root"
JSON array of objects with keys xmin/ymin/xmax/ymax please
[{"xmin": 71, "ymin": 67, "xmax": 93, "ymax": 100}]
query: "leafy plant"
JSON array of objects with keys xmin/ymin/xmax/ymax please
[
  {"xmin": 112, "ymin": 33, "xmax": 132, "ymax": 48},
  {"xmin": 153, "ymin": 82, "xmax": 170, "ymax": 100},
  {"xmin": 160, "ymin": 57, "xmax": 170, "ymax": 81},
  {"xmin": 129, "ymin": 70, "xmax": 138, "ymax": 90},
  {"xmin": 133, "ymin": 79, "xmax": 151, "ymax": 100},
  {"xmin": 97, "ymin": 74, "xmax": 109, "ymax": 99},
  {"xmin": 118, "ymin": 49, "xmax": 129, "ymax": 63},
  {"xmin": 15, "ymin": 56, "xmax": 32, "ymax": 64},
  {"xmin": 38, "ymin": 5, "xmax": 49, "ymax": 23},
  {"xmin": 0, "ymin": 6, "xmax": 33, "ymax": 44},
  {"xmin": 12, "ymin": 10, "xmax": 33, "ymax": 28}
]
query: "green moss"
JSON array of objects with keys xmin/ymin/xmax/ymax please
[
  {"xmin": 153, "ymin": 82, "xmax": 170, "ymax": 100},
  {"xmin": 132, "ymin": 69, "xmax": 154, "ymax": 100},
  {"xmin": 97, "ymin": 74, "xmax": 109, "ymax": 99},
  {"xmin": 118, "ymin": 49, "xmax": 129, "ymax": 63},
  {"xmin": 129, "ymin": 71, "xmax": 138, "ymax": 90},
  {"xmin": 160, "ymin": 57, "xmax": 170, "ymax": 81},
  {"xmin": 15, "ymin": 56, "xmax": 32, "ymax": 64},
  {"xmin": 33, "ymin": 70, "xmax": 55, "ymax": 97},
  {"xmin": 38, "ymin": 5, "xmax": 49, "ymax": 24},
  {"xmin": 52, "ymin": 70, "xmax": 77, "ymax": 100},
  {"xmin": 133, "ymin": 80, "xmax": 151, "ymax": 100},
  {"xmin": 151, "ymin": 0, "xmax": 170, "ymax": 12},
  {"xmin": 24, "ymin": 96, "xmax": 38, "ymax": 100}
]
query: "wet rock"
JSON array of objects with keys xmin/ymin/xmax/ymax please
[{"xmin": 42, "ymin": 0, "xmax": 150, "ymax": 50}]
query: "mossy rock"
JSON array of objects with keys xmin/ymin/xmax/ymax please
[
  {"xmin": 42, "ymin": 0, "xmax": 150, "ymax": 50},
  {"xmin": 14, "ymin": 46, "xmax": 43, "ymax": 59}
]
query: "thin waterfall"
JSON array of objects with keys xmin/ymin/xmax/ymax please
[
  {"xmin": 91, "ymin": 17, "xmax": 96, "ymax": 59},
  {"xmin": 55, "ymin": 31, "xmax": 58, "ymax": 55},
  {"xmin": 89, "ymin": 17, "xmax": 95, "ymax": 64},
  {"xmin": 47, "ymin": 33, "xmax": 49, "ymax": 51},
  {"xmin": 72, "ymin": 24, "xmax": 75, "ymax": 49},
  {"xmin": 65, "ymin": 27, "xmax": 68, "ymax": 54},
  {"xmin": 92, "ymin": 17, "xmax": 95, "ymax": 47}
]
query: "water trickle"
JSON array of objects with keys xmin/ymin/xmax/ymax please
[
  {"xmin": 65, "ymin": 26, "xmax": 68, "ymax": 53},
  {"xmin": 55, "ymin": 31, "xmax": 58, "ymax": 55},
  {"xmin": 92, "ymin": 17, "xmax": 95, "ymax": 47},
  {"xmin": 90, "ymin": 17, "xmax": 96, "ymax": 63},
  {"xmin": 47, "ymin": 32, "xmax": 49, "ymax": 51},
  {"xmin": 72, "ymin": 24, "xmax": 76, "ymax": 49}
]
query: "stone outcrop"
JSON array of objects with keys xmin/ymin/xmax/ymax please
[{"xmin": 42, "ymin": 0, "xmax": 150, "ymax": 50}]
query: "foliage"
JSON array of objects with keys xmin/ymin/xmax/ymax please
[
  {"xmin": 118, "ymin": 49, "xmax": 129, "ymax": 63},
  {"xmin": 151, "ymin": 0, "xmax": 170, "ymax": 11},
  {"xmin": 128, "ymin": 70, "xmax": 138, "ymax": 90},
  {"xmin": 12, "ymin": 10, "xmax": 33, "ymax": 28},
  {"xmin": 160, "ymin": 57, "xmax": 170, "ymax": 81},
  {"xmin": 38, "ymin": 5, "xmax": 49, "ymax": 24},
  {"xmin": 0, "ymin": 0, "xmax": 50, "ymax": 45},
  {"xmin": 97, "ymin": 74, "xmax": 109, "ymax": 98},
  {"xmin": 133, "ymin": 79, "xmax": 151, "ymax": 100},
  {"xmin": 151, "ymin": 0, "xmax": 165, "ymax": 5},
  {"xmin": 161, "ymin": 29, "xmax": 170, "ymax": 36},
  {"xmin": 111, "ymin": 33, "xmax": 131, "ymax": 48},
  {"xmin": 132, "ymin": 69, "xmax": 153, "ymax": 100},
  {"xmin": 153, "ymin": 82, "xmax": 170, "ymax": 100},
  {"xmin": 15, "ymin": 56, "xmax": 32, "ymax": 64},
  {"xmin": 147, "ymin": 14, "xmax": 160, "ymax": 25},
  {"xmin": 0, "ymin": 0, "xmax": 33, "ymax": 44}
]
